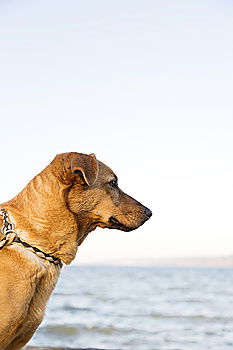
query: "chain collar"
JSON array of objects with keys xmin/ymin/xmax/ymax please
[
  {"xmin": 0, "ymin": 209, "xmax": 62, "ymax": 266},
  {"xmin": 0, "ymin": 209, "xmax": 17, "ymax": 234}
]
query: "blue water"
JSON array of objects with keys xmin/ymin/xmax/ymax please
[{"xmin": 29, "ymin": 266, "xmax": 233, "ymax": 350}]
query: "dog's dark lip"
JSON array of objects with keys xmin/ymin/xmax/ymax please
[
  {"xmin": 109, "ymin": 216, "xmax": 120, "ymax": 225},
  {"xmin": 108, "ymin": 216, "xmax": 135, "ymax": 232}
]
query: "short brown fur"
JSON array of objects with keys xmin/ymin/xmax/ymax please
[{"xmin": 0, "ymin": 152, "xmax": 152, "ymax": 349}]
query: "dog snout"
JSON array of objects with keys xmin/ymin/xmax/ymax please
[{"xmin": 144, "ymin": 207, "xmax": 152, "ymax": 220}]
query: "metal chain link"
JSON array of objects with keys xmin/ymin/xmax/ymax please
[
  {"xmin": 0, "ymin": 209, "xmax": 17, "ymax": 249},
  {"xmin": 0, "ymin": 209, "xmax": 16, "ymax": 235}
]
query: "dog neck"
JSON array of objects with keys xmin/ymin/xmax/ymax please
[{"xmin": 2, "ymin": 169, "xmax": 81, "ymax": 265}]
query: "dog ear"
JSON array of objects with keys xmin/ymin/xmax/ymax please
[
  {"xmin": 53, "ymin": 152, "xmax": 99, "ymax": 186},
  {"xmin": 71, "ymin": 153, "xmax": 98, "ymax": 186}
]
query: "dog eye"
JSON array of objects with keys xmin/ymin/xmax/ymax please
[{"xmin": 108, "ymin": 179, "xmax": 118, "ymax": 187}]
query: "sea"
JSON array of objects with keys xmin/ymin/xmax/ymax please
[{"xmin": 29, "ymin": 266, "xmax": 233, "ymax": 350}]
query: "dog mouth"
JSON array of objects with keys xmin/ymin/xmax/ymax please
[{"xmin": 108, "ymin": 216, "xmax": 136, "ymax": 232}]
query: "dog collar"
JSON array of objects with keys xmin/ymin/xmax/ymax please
[{"xmin": 0, "ymin": 209, "xmax": 62, "ymax": 266}]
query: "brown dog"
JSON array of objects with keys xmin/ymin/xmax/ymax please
[{"xmin": 0, "ymin": 152, "xmax": 152, "ymax": 350}]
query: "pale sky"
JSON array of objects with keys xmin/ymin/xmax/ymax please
[{"xmin": 0, "ymin": 0, "xmax": 233, "ymax": 264}]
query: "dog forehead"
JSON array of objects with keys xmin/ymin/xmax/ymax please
[{"xmin": 96, "ymin": 160, "xmax": 116, "ymax": 182}]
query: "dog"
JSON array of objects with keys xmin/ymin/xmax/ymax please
[{"xmin": 0, "ymin": 152, "xmax": 152, "ymax": 350}]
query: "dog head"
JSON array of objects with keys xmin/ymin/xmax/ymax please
[{"xmin": 52, "ymin": 152, "xmax": 152, "ymax": 234}]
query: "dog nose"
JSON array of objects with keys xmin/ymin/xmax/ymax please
[{"xmin": 144, "ymin": 207, "xmax": 152, "ymax": 219}]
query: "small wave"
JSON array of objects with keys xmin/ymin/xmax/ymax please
[
  {"xmin": 84, "ymin": 325, "xmax": 117, "ymax": 334},
  {"xmin": 182, "ymin": 298, "xmax": 206, "ymax": 303},
  {"xmin": 83, "ymin": 325, "xmax": 136, "ymax": 335},
  {"xmin": 54, "ymin": 292, "xmax": 78, "ymax": 296},
  {"xmin": 150, "ymin": 313, "xmax": 233, "ymax": 322},
  {"xmin": 63, "ymin": 304, "xmax": 92, "ymax": 312},
  {"xmin": 42, "ymin": 325, "xmax": 79, "ymax": 336},
  {"xmin": 41, "ymin": 324, "xmax": 126, "ymax": 336}
]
